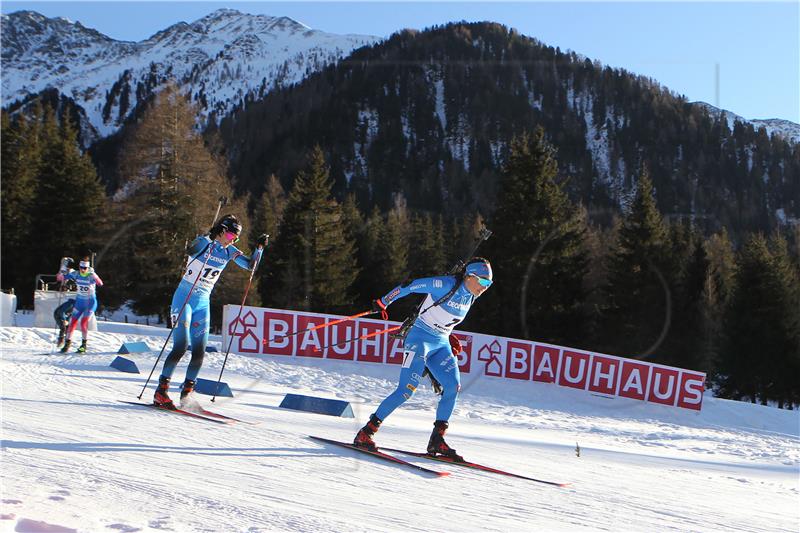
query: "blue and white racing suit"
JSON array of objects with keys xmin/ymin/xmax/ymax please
[
  {"xmin": 373, "ymin": 276, "xmax": 476, "ymax": 422},
  {"xmin": 160, "ymin": 235, "xmax": 262, "ymax": 383}
]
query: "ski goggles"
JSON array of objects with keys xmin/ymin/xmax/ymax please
[
  {"xmin": 79, "ymin": 261, "xmax": 91, "ymax": 269},
  {"xmin": 224, "ymin": 231, "xmax": 240, "ymax": 244},
  {"xmin": 471, "ymin": 274, "xmax": 493, "ymax": 287}
]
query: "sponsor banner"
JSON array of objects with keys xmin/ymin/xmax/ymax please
[{"xmin": 223, "ymin": 305, "xmax": 706, "ymax": 411}]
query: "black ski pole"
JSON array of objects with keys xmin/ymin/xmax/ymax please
[
  {"xmin": 137, "ymin": 241, "xmax": 217, "ymax": 400},
  {"xmin": 211, "ymin": 245, "xmax": 264, "ymax": 403}
]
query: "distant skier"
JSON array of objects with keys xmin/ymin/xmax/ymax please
[
  {"xmin": 56, "ymin": 256, "xmax": 103, "ymax": 353},
  {"xmin": 153, "ymin": 214, "xmax": 267, "ymax": 410},
  {"xmin": 353, "ymin": 257, "xmax": 493, "ymax": 460},
  {"xmin": 53, "ymin": 297, "xmax": 76, "ymax": 348}
]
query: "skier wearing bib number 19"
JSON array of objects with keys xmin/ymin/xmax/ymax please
[
  {"xmin": 353, "ymin": 257, "xmax": 493, "ymax": 460},
  {"xmin": 153, "ymin": 214, "xmax": 267, "ymax": 410}
]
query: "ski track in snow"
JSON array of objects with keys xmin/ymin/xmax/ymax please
[{"xmin": 1, "ymin": 324, "xmax": 798, "ymax": 532}]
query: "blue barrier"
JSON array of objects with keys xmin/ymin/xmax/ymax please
[
  {"xmin": 279, "ymin": 393, "xmax": 355, "ymax": 418},
  {"xmin": 194, "ymin": 378, "xmax": 233, "ymax": 397},
  {"xmin": 110, "ymin": 356, "xmax": 140, "ymax": 374},
  {"xmin": 118, "ymin": 341, "xmax": 151, "ymax": 354}
]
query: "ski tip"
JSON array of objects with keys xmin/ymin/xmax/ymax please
[
  {"xmin": 436, "ymin": 471, "xmax": 451, "ymax": 478},
  {"xmin": 558, "ymin": 482, "xmax": 572, "ymax": 488}
]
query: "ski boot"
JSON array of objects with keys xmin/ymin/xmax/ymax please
[
  {"xmin": 56, "ymin": 333, "xmax": 65, "ymax": 348},
  {"xmin": 153, "ymin": 376, "xmax": 176, "ymax": 410},
  {"xmin": 426, "ymin": 420, "xmax": 463, "ymax": 461},
  {"xmin": 353, "ymin": 414, "xmax": 382, "ymax": 452},
  {"xmin": 179, "ymin": 379, "xmax": 197, "ymax": 409},
  {"xmin": 59, "ymin": 340, "xmax": 72, "ymax": 353},
  {"xmin": 76, "ymin": 339, "xmax": 87, "ymax": 353}
]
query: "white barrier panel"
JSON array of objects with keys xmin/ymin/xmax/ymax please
[
  {"xmin": 0, "ymin": 292, "xmax": 17, "ymax": 326},
  {"xmin": 223, "ymin": 305, "xmax": 707, "ymax": 411},
  {"xmin": 33, "ymin": 290, "xmax": 97, "ymax": 330}
]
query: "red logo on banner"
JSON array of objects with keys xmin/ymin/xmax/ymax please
[
  {"xmin": 587, "ymin": 355, "xmax": 621, "ymax": 395},
  {"xmin": 229, "ymin": 310, "xmax": 260, "ymax": 353},
  {"xmin": 618, "ymin": 361, "xmax": 651, "ymax": 400},
  {"xmin": 559, "ymin": 350, "xmax": 590, "ymax": 389},
  {"xmin": 677, "ymin": 372, "xmax": 706, "ymax": 411},
  {"xmin": 477, "ymin": 340, "xmax": 503, "ymax": 377},
  {"xmin": 505, "ymin": 341, "xmax": 532, "ymax": 380},
  {"xmin": 356, "ymin": 321, "xmax": 385, "ymax": 363},
  {"xmin": 261, "ymin": 310, "xmax": 295, "ymax": 356},
  {"xmin": 533, "ymin": 345, "xmax": 561, "ymax": 383},
  {"xmin": 648, "ymin": 366, "xmax": 680, "ymax": 406}
]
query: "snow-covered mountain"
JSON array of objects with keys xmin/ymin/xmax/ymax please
[
  {"xmin": 1, "ymin": 9, "xmax": 380, "ymax": 139},
  {"xmin": 693, "ymin": 101, "xmax": 800, "ymax": 143}
]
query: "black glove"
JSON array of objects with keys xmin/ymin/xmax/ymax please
[
  {"xmin": 372, "ymin": 298, "xmax": 388, "ymax": 320},
  {"xmin": 423, "ymin": 367, "xmax": 443, "ymax": 396},
  {"xmin": 256, "ymin": 233, "xmax": 269, "ymax": 247}
]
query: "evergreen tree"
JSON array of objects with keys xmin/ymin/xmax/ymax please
[
  {"xmin": 408, "ymin": 212, "xmax": 447, "ymax": 278},
  {"xmin": 377, "ymin": 195, "xmax": 410, "ymax": 285},
  {"xmin": 264, "ymin": 146, "xmax": 359, "ymax": 313},
  {"xmin": 353, "ymin": 206, "xmax": 387, "ymax": 307},
  {"xmin": 764, "ymin": 233, "xmax": 800, "ymax": 407},
  {"xmin": 600, "ymin": 168, "xmax": 671, "ymax": 357},
  {"xmin": 32, "ymin": 107, "xmax": 107, "ymax": 294},
  {"xmin": 1, "ymin": 110, "xmax": 41, "ymax": 304},
  {"xmin": 717, "ymin": 235, "xmax": 775, "ymax": 402},
  {"xmin": 717, "ymin": 232, "xmax": 799, "ymax": 407},
  {"xmin": 482, "ymin": 128, "xmax": 590, "ymax": 345},
  {"xmin": 115, "ymin": 84, "xmax": 233, "ymax": 319},
  {"xmin": 253, "ymin": 174, "xmax": 287, "ymax": 306},
  {"xmin": 340, "ymin": 194, "xmax": 365, "ymax": 305}
]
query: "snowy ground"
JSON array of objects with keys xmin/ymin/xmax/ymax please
[{"xmin": 1, "ymin": 321, "xmax": 798, "ymax": 532}]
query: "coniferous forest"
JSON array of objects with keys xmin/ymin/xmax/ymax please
[{"xmin": 2, "ymin": 23, "xmax": 798, "ymax": 408}]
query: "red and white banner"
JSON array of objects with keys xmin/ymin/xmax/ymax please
[{"xmin": 223, "ymin": 305, "xmax": 707, "ymax": 411}]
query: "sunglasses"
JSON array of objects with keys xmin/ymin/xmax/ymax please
[
  {"xmin": 471, "ymin": 275, "xmax": 493, "ymax": 287},
  {"xmin": 79, "ymin": 262, "xmax": 90, "ymax": 269},
  {"xmin": 224, "ymin": 231, "xmax": 240, "ymax": 244}
]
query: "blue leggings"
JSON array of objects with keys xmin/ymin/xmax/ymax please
[
  {"xmin": 374, "ymin": 327, "xmax": 461, "ymax": 422},
  {"xmin": 161, "ymin": 290, "xmax": 210, "ymax": 383}
]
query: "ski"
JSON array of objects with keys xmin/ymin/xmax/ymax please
[
  {"xmin": 185, "ymin": 405, "xmax": 258, "ymax": 425},
  {"xmin": 117, "ymin": 401, "xmax": 230, "ymax": 424},
  {"xmin": 309, "ymin": 436, "xmax": 449, "ymax": 477},
  {"xmin": 381, "ymin": 447, "xmax": 570, "ymax": 487}
]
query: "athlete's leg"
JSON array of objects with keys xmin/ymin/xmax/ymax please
[
  {"xmin": 78, "ymin": 299, "xmax": 97, "ymax": 339},
  {"xmin": 425, "ymin": 345, "xmax": 462, "ymax": 422},
  {"xmin": 184, "ymin": 300, "xmax": 210, "ymax": 382},
  {"xmin": 161, "ymin": 299, "xmax": 193, "ymax": 380},
  {"xmin": 374, "ymin": 335, "xmax": 429, "ymax": 421}
]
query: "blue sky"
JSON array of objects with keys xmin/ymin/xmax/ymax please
[{"xmin": 3, "ymin": 1, "xmax": 799, "ymax": 122}]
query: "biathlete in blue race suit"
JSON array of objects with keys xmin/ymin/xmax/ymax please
[
  {"xmin": 353, "ymin": 257, "xmax": 493, "ymax": 460},
  {"xmin": 56, "ymin": 256, "xmax": 103, "ymax": 354},
  {"xmin": 153, "ymin": 214, "xmax": 268, "ymax": 410}
]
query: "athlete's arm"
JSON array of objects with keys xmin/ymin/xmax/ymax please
[
  {"xmin": 378, "ymin": 276, "xmax": 455, "ymax": 307},
  {"xmin": 231, "ymin": 246, "xmax": 263, "ymax": 271}
]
